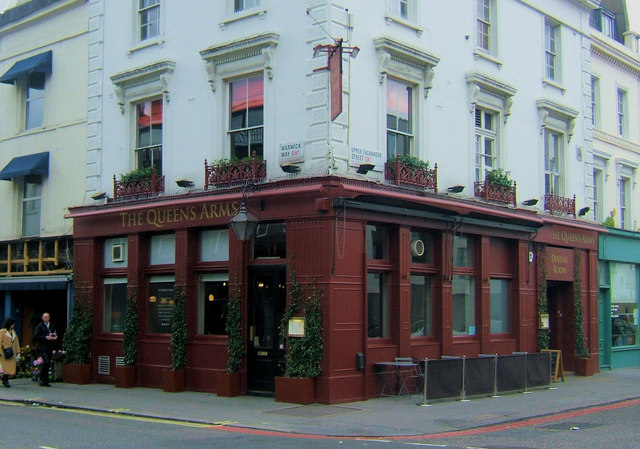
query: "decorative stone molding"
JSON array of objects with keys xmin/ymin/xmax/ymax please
[
  {"xmin": 199, "ymin": 32, "xmax": 279, "ymax": 93},
  {"xmin": 110, "ymin": 59, "xmax": 176, "ymax": 113},
  {"xmin": 465, "ymin": 71, "xmax": 516, "ymax": 123},
  {"xmin": 373, "ymin": 36, "xmax": 439, "ymax": 98},
  {"xmin": 536, "ymin": 98, "xmax": 579, "ymax": 141}
]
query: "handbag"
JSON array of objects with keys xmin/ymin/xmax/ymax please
[{"xmin": 2, "ymin": 345, "xmax": 13, "ymax": 359}]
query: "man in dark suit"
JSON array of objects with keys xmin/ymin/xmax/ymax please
[{"xmin": 34, "ymin": 312, "xmax": 57, "ymax": 386}]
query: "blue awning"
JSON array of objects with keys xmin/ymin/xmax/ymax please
[
  {"xmin": 0, "ymin": 152, "xmax": 49, "ymax": 181},
  {"xmin": 0, "ymin": 276, "xmax": 69, "ymax": 291},
  {"xmin": 0, "ymin": 50, "xmax": 52, "ymax": 85}
]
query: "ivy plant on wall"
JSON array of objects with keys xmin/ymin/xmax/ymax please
[
  {"xmin": 225, "ymin": 281, "xmax": 244, "ymax": 373},
  {"xmin": 169, "ymin": 288, "xmax": 187, "ymax": 370},
  {"xmin": 573, "ymin": 250, "xmax": 589, "ymax": 358},
  {"xmin": 122, "ymin": 289, "xmax": 138, "ymax": 367}
]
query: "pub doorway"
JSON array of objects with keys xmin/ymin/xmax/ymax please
[
  {"xmin": 246, "ymin": 267, "xmax": 286, "ymax": 395},
  {"xmin": 547, "ymin": 282, "xmax": 574, "ymax": 369}
]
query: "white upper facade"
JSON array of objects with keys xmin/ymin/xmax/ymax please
[{"xmin": 87, "ymin": 0, "xmax": 638, "ymax": 227}]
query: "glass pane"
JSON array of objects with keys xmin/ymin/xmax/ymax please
[
  {"xmin": 452, "ymin": 275, "xmax": 476, "ymax": 335},
  {"xmin": 411, "ymin": 274, "xmax": 432, "ymax": 337},
  {"xmin": 104, "ymin": 282, "xmax": 128, "ymax": 332},
  {"xmin": 386, "ymin": 79, "xmax": 411, "ymax": 133},
  {"xmin": 200, "ymin": 280, "xmax": 229, "ymax": 335},
  {"xmin": 453, "ymin": 235, "xmax": 474, "ymax": 267},
  {"xmin": 610, "ymin": 263, "xmax": 638, "ymax": 347},
  {"xmin": 367, "ymin": 273, "xmax": 389, "ymax": 338},
  {"xmin": 366, "ymin": 225, "xmax": 388, "ymax": 260},
  {"xmin": 148, "ymin": 281, "xmax": 175, "ymax": 333},
  {"xmin": 253, "ymin": 222, "xmax": 286, "ymax": 259},
  {"xmin": 150, "ymin": 233, "xmax": 175, "ymax": 265},
  {"xmin": 490, "ymin": 279, "xmax": 510, "ymax": 333},
  {"xmin": 200, "ymin": 229, "xmax": 229, "ymax": 262}
]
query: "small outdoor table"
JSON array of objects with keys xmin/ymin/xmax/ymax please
[{"xmin": 374, "ymin": 360, "xmax": 417, "ymax": 397}]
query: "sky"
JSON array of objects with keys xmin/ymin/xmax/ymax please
[{"xmin": 0, "ymin": 1, "xmax": 637, "ymax": 36}]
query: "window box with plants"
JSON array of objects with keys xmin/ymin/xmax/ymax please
[
  {"xmin": 115, "ymin": 289, "xmax": 138, "ymax": 388},
  {"xmin": 474, "ymin": 168, "xmax": 517, "ymax": 206},
  {"xmin": 384, "ymin": 155, "xmax": 438, "ymax": 192},
  {"xmin": 217, "ymin": 282, "xmax": 244, "ymax": 397},
  {"xmin": 62, "ymin": 293, "xmax": 93, "ymax": 385},
  {"xmin": 163, "ymin": 288, "xmax": 187, "ymax": 392},
  {"xmin": 113, "ymin": 166, "xmax": 165, "ymax": 199},
  {"xmin": 275, "ymin": 268, "xmax": 323, "ymax": 405},
  {"xmin": 204, "ymin": 152, "xmax": 267, "ymax": 189}
]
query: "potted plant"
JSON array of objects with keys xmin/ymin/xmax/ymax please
[
  {"xmin": 116, "ymin": 289, "xmax": 138, "ymax": 388},
  {"xmin": 275, "ymin": 267, "xmax": 323, "ymax": 404},
  {"xmin": 487, "ymin": 168, "xmax": 513, "ymax": 188},
  {"xmin": 217, "ymin": 281, "xmax": 244, "ymax": 397},
  {"xmin": 384, "ymin": 155, "xmax": 437, "ymax": 191},
  {"xmin": 163, "ymin": 288, "xmax": 187, "ymax": 392},
  {"xmin": 62, "ymin": 292, "xmax": 93, "ymax": 384}
]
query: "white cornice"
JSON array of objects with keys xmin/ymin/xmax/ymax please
[
  {"xmin": 0, "ymin": 0, "xmax": 85, "ymax": 36},
  {"xmin": 591, "ymin": 36, "xmax": 640, "ymax": 76}
]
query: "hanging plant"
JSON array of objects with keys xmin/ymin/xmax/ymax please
[
  {"xmin": 122, "ymin": 289, "xmax": 138, "ymax": 367},
  {"xmin": 169, "ymin": 288, "xmax": 187, "ymax": 370},
  {"xmin": 225, "ymin": 280, "xmax": 244, "ymax": 373},
  {"xmin": 537, "ymin": 244, "xmax": 550, "ymax": 351},
  {"xmin": 279, "ymin": 267, "xmax": 323, "ymax": 379},
  {"xmin": 573, "ymin": 251, "xmax": 589, "ymax": 358}
]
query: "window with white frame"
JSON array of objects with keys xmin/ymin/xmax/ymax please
[
  {"xmin": 386, "ymin": 78, "xmax": 413, "ymax": 160},
  {"xmin": 25, "ymin": 72, "xmax": 45, "ymax": 130},
  {"xmin": 591, "ymin": 76, "xmax": 600, "ymax": 128},
  {"xmin": 591, "ymin": 8, "xmax": 617, "ymax": 40},
  {"xmin": 234, "ymin": 0, "xmax": 260, "ymax": 13},
  {"xmin": 617, "ymin": 88, "xmax": 627, "ymax": 137},
  {"xmin": 592, "ymin": 159, "xmax": 605, "ymax": 223},
  {"xmin": 544, "ymin": 130, "xmax": 561, "ymax": 195},
  {"xmin": 475, "ymin": 108, "xmax": 497, "ymax": 181},
  {"xmin": 135, "ymin": 98, "xmax": 163, "ymax": 173},
  {"xmin": 544, "ymin": 19, "xmax": 561, "ymax": 82},
  {"xmin": 619, "ymin": 177, "xmax": 629, "ymax": 229},
  {"xmin": 110, "ymin": 60, "xmax": 175, "ymax": 174},
  {"xmin": 476, "ymin": 0, "xmax": 496, "ymax": 53},
  {"xmin": 374, "ymin": 37, "xmax": 439, "ymax": 163},
  {"xmin": 229, "ymin": 75, "xmax": 264, "ymax": 160},
  {"xmin": 386, "ymin": 0, "xmax": 415, "ymax": 21},
  {"xmin": 22, "ymin": 175, "xmax": 42, "ymax": 236},
  {"xmin": 138, "ymin": 0, "xmax": 160, "ymax": 42}
]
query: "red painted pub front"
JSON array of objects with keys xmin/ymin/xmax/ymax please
[{"xmin": 67, "ymin": 177, "xmax": 601, "ymax": 404}]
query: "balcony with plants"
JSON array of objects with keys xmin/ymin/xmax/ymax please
[
  {"xmin": 474, "ymin": 168, "xmax": 517, "ymax": 206},
  {"xmin": 384, "ymin": 155, "xmax": 438, "ymax": 192},
  {"xmin": 113, "ymin": 166, "xmax": 165, "ymax": 200},
  {"xmin": 204, "ymin": 152, "xmax": 267, "ymax": 189}
]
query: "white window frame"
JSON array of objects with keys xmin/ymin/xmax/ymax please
[
  {"xmin": 22, "ymin": 175, "xmax": 42, "ymax": 236},
  {"xmin": 537, "ymin": 99, "xmax": 578, "ymax": 196},
  {"xmin": 374, "ymin": 37, "xmax": 439, "ymax": 162},
  {"xmin": 386, "ymin": 77, "xmax": 415, "ymax": 160},
  {"xmin": 616, "ymin": 160, "xmax": 637, "ymax": 230},
  {"xmin": 591, "ymin": 75, "xmax": 600, "ymax": 128},
  {"xmin": 544, "ymin": 129, "xmax": 562, "ymax": 196},
  {"xmin": 24, "ymin": 72, "xmax": 45, "ymax": 130},
  {"xmin": 228, "ymin": 74, "xmax": 264, "ymax": 160},
  {"xmin": 544, "ymin": 18, "xmax": 561, "ymax": 83},
  {"xmin": 384, "ymin": 0, "xmax": 423, "ymax": 34},
  {"xmin": 592, "ymin": 155, "xmax": 608, "ymax": 223},
  {"xmin": 200, "ymin": 33, "xmax": 279, "ymax": 159},
  {"xmin": 130, "ymin": 0, "xmax": 165, "ymax": 52},
  {"xmin": 616, "ymin": 87, "xmax": 628, "ymax": 138},
  {"xmin": 110, "ymin": 60, "xmax": 175, "ymax": 172},
  {"xmin": 134, "ymin": 98, "xmax": 163, "ymax": 173},
  {"xmin": 475, "ymin": 108, "xmax": 498, "ymax": 182},
  {"xmin": 220, "ymin": 0, "xmax": 267, "ymax": 28},
  {"xmin": 476, "ymin": 0, "xmax": 497, "ymax": 55}
]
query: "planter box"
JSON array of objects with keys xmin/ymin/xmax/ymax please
[
  {"xmin": 163, "ymin": 369, "xmax": 185, "ymax": 393},
  {"xmin": 63, "ymin": 363, "xmax": 91, "ymax": 385},
  {"xmin": 217, "ymin": 371, "xmax": 241, "ymax": 397},
  {"xmin": 575, "ymin": 357, "xmax": 598, "ymax": 377},
  {"xmin": 115, "ymin": 365, "xmax": 136, "ymax": 388},
  {"xmin": 275, "ymin": 376, "xmax": 315, "ymax": 405}
]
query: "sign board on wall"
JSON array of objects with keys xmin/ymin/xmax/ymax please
[
  {"xmin": 545, "ymin": 246, "xmax": 574, "ymax": 282},
  {"xmin": 350, "ymin": 146, "xmax": 384, "ymax": 171},
  {"xmin": 279, "ymin": 141, "xmax": 304, "ymax": 164}
]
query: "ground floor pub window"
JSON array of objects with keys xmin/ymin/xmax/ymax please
[
  {"xmin": 104, "ymin": 278, "xmax": 127, "ymax": 333},
  {"xmin": 367, "ymin": 272, "xmax": 389, "ymax": 338},
  {"xmin": 411, "ymin": 274, "xmax": 433, "ymax": 337},
  {"xmin": 490, "ymin": 278, "xmax": 510, "ymax": 334},
  {"xmin": 610, "ymin": 263, "xmax": 638, "ymax": 347},
  {"xmin": 198, "ymin": 273, "xmax": 229, "ymax": 335},
  {"xmin": 148, "ymin": 275, "xmax": 175, "ymax": 333},
  {"xmin": 452, "ymin": 275, "xmax": 476, "ymax": 336}
]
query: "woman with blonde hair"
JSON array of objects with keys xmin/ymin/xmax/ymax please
[{"xmin": 0, "ymin": 317, "xmax": 20, "ymax": 387}]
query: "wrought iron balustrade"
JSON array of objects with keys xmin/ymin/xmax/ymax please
[
  {"xmin": 204, "ymin": 152, "xmax": 266, "ymax": 189},
  {"xmin": 384, "ymin": 158, "xmax": 438, "ymax": 192}
]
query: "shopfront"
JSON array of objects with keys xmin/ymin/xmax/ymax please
[
  {"xmin": 68, "ymin": 177, "xmax": 603, "ymax": 403},
  {"xmin": 598, "ymin": 229, "xmax": 640, "ymax": 369}
]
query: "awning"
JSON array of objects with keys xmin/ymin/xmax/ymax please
[
  {"xmin": 0, "ymin": 152, "xmax": 49, "ymax": 181},
  {"xmin": 0, "ymin": 50, "xmax": 52, "ymax": 85},
  {"xmin": 0, "ymin": 275, "xmax": 69, "ymax": 291}
]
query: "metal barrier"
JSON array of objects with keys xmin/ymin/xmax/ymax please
[{"xmin": 420, "ymin": 352, "xmax": 551, "ymax": 405}]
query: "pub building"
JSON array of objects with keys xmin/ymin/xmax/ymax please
[{"xmin": 67, "ymin": 176, "xmax": 602, "ymax": 404}]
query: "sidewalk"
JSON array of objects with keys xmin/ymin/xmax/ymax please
[{"xmin": 0, "ymin": 368, "xmax": 639, "ymax": 437}]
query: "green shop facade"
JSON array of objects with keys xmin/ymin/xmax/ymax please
[{"xmin": 598, "ymin": 228, "xmax": 640, "ymax": 369}]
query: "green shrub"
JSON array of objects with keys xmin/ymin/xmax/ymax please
[
  {"xmin": 122, "ymin": 289, "xmax": 138, "ymax": 367},
  {"xmin": 169, "ymin": 289, "xmax": 187, "ymax": 370},
  {"xmin": 226, "ymin": 282, "xmax": 244, "ymax": 373},
  {"xmin": 62, "ymin": 295, "xmax": 92, "ymax": 364},
  {"xmin": 487, "ymin": 168, "xmax": 513, "ymax": 188}
]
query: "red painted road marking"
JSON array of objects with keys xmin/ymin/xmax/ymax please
[{"xmin": 206, "ymin": 398, "xmax": 640, "ymax": 441}]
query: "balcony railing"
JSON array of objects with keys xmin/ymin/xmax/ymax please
[
  {"xmin": 384, "ymin": 157, "xmax": 438, "ymax": 192},
  {"xmin": 204, "ymin": 152, "xmax": 266, "ymax": 189},
  {"xmin": 544, "ymin": 192, "xmax": 576, "ymax": 217},
  {"xmin": 474, "ymin": 178, "xmax": 517, "ymax": 206},
  {"xmin": 113, "ymin": 167, "xmax": 165, "ymax": 200}
]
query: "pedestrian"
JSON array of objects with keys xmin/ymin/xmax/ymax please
[
  {"xmin": 1, "ymin": 317, "xmax": 20, "ymax": 388},
  {"xmin": 34, "ymin": 312, "xmax": 57, "ymax": 387}
]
